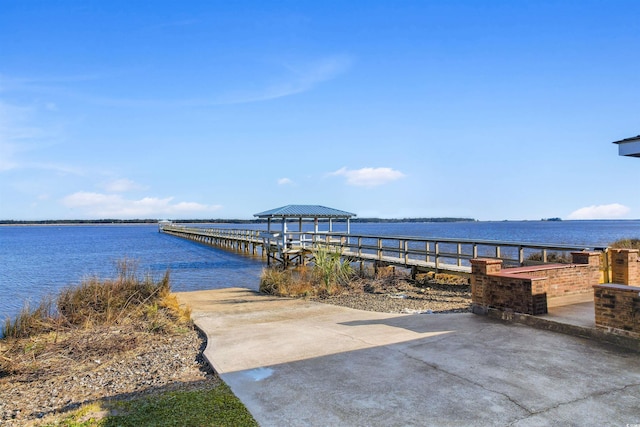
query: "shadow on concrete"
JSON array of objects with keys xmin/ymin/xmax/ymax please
[
  {"xmin": 338, "ymin": 314, "xmax": 460, "ymax": 334},
  {"xmin": 221, "ymin": 318, "xmax": 640, "ymax": 427}
]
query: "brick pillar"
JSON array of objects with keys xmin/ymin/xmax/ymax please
[
  {"xmin": 470, "ymin": 259, "xmax": 502, "ymax": 314},
  {"xmin": 571, "ymin": 251, "xmax": 601, "ymax": 267},
  {"xmin": 610, "ymin": 249, "xmax": 640, "ymax": 285},
  {"xmin": 594, "ymin": 283, "xmax": 640, "ymax": 338},
  {"xmin": 571, "ymin": 251, "xmax": 603, "ymax": 285},
  {"xmin": 471, "ymin": 258, "xmax": 503, "ymax": 275}
]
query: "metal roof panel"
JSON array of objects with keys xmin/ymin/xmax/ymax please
[
  {"xmin": 254, "ymin": 205, "xmax": 356, "ymax": 218},
  {"xmin": 612, "ymin": 135, "xmax": 640, "ymax": 144},
  {"xmin": 612, "ymin": 135, "xmax": 640, "ymax": 157}
]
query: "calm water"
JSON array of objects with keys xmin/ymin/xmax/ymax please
[{"xmin": 1, "ymin": 220, "xmax": 639, "ymax": 323}]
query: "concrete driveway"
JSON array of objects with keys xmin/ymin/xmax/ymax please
[{"xmin": 176, "ymin": 288, "xmax": 640, "ymax": 427}]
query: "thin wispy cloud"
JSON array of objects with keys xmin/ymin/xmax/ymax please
[
  {"xmin": 62, "ymin": 192, "xmax": 222, "ymax": 218},
  {"xmin": 23, "ymin": 162, "xmax": 84, "ymax": 175},
  {"xmin": 567, "ymin": 203, "xmax": 630, "ymax": 220},
  {"xmin": 0, "ymin": 101, "xmax": 71, "ymax": 173},
  {"xmin": 145, "ymin": 19, "xmax": 200, "ymax": 31},
  {"xmin": 1, "ymin": 54, "xmax": 353, "ymax": 109},
  {"xmin": 0, "ymin": 142, "xmax": 19, "ymax": 171},
  {"xmin": 217, "ymin": 55, "xmax": 353, "ymax": 105},
  {"xmin": 0, "ymin": 73, "xmax": 103, "ymax": 96},
  {"xmin": 0, "ymin": 101, "xmax": 39, "ymax": 142},
  {"xmin": 102, "ymin": 178, "xmax": 148, "ymax": 193},
  {"xmin": 0, "ymin": 100, "xmax": 82, "ymax": 176},
  {"xmin": 1, "ymin": 71, "xmax": 178, "ymax": 110},
  {"xmin": 329, "ymin": 167, "xmax": 405, "ymax": 188}
]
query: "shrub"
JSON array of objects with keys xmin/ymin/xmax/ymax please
[
  {"xmin": 2, "ymin": 259, "xmax": 188, "ymax": 340},
  {"xmin": 2, "ymin": 296, "xmax": 58, "ymax": 340},
  {"xmin": 259, "ymin": 267, "xmax": 292, "ymax": 295},
  {"xmin": 610, "ymin": 238, "xmax": 640, "ymax": 250},
  {"xmin": 259, "ymin": 245, "xmax": 354, "ymax": 297},
  {"xmin": 526, "ymin": 251, "xmax": 572, "ymax": 264},
  {"xmin": 312, "ymin": 244, "xmax": 353, "ymax": 292}
]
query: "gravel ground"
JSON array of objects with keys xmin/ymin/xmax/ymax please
[
  {"xmin": 0, "ymin": 326, "xmax": 217, "ymax": 426},
  {"xmin": 0, "ymin": 277, "xmax": 470, "ymax": 425},
  {"xmin": 311, "ymin": 275, "xmax": 472, "ymax": 314}
]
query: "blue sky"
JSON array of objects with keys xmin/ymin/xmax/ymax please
[{"xmin": 1, "ymin": 0, "xmax": 638, "ymax": 221}]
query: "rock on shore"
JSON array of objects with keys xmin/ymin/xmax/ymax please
[
  {"xmin": 0, "ymin": 327, "xmax": 217, "ymax": 426},
  {"xmin": 311, "ymin": 276, "xmax": 471, "ymax": 314},
  {"xmin": 0, "ymin": 277, "xmax": 470, "ymax": 425}
]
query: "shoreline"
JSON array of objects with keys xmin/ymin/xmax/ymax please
[{"xmin": 0, "ymin": 281, "xmax": 469, "ymax": 424}]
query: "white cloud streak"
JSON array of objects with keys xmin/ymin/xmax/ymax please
[
  {"xmin": 1, "ymin": 55, "xmax": 352, "ymax": 110},
  {"xmin": 567, "ymin": 203, "xmax": 631, "ymax": 220},
  {"xmin": 329, "ymin": 167, "xmax": 405, "ymax": 187},
  {"xmin": 277, "ymin": 177, "xmax": 294, "ymax": 185},
  {"xmin": 61, "ymin": 192, "xmax": 222, "ymax": 218},
  {"xmin": 0, "ymin": 100, "xmax": 79, "ymax": 174},
  {"xmin": 0, "ymin": 101, "xmax": 37, "ymax": 171},
  {"xmin": 102, "ymin": 178, "xmax": 148, "ymax": 193}
]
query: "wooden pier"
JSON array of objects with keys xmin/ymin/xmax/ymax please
[{"xmin": 159, "ymin": 223, "xmax": 609, "ymax": 277}]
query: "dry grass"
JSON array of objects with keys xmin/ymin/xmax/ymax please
[
  {"xmin": 259, "ymin": 266, "xmax": 322, "ymax": 297},
  {"xmin": 1, "ymin": 259, "xmax": 191, "ymax": 377},
  {"xmin": 260, "ymin": 245, "xmax": 356, "ymax": 298},
  {"xmin": 259, "ymin": 264, "xmax": 346, "ymax": 298},
  {"xmin": 526, "ymin": 251, "xmax": 573, "ymax": 264},
  {"xmin": 260, "ymin": 256, "xmax": 471, "ymax": 300},
  {"xmin": 2, "ymin": 297, "xmax": 59, "ymax": 342},
  {"xmin": 415, "ymin": 271, "xmax": 469, "ymax": 285},
  {"xmin": 610, "ymin": 238, "xmax": 640, "ymax": 250}
]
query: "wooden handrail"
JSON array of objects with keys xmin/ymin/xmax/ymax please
[{"xmin": 159, "ymin": 224, "xmax": 609, "ymax": 272}]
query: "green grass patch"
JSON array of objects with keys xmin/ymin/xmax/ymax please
[{"xmin": 39, "ymin": 382, "xmax": 257, "ymax": 427}]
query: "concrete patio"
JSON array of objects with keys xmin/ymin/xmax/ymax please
[{"xmin": 177, "ymin": 288, "xmax": 640, "ymax": 426}]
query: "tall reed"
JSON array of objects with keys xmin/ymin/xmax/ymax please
[
  {"xmin": 610, "ymin": 238, "xmax": 640, "ymax": 250},
  {"xmin": 2, "ymin": 259, "xmax": 185, "ymax": 339},
  {"xmin": 259, "ymin": 245, "xmax": 354, "ymax": 297}
]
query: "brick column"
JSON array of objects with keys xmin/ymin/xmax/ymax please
[
  {"xmin": 471, "ymin": 258, "xmax": 503, "ymax": 275},
  {"xmin": 610, "ymin": 249, "xmax": 640, "ymax": 285},
  {"xmin": 570, "ymin": 251, "xmax": 603, "ymax": 286},
  {"xmin": 594, "ymin": 283, "xmax": 640, "ymax": 339},
  {"xmin": 571, "ymin": 251, "xmax": 601, "ymax": 267},
  {"xmin": 470, "ymin": 259, "xmax": 502, "ymax": 313}
]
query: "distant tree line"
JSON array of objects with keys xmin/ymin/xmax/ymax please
[
  {"xmin": 0, "ymin": 219, "xmax": 161, "ymax": 225},
  {"xmin": 1, "ymin": 217, "xmax": 476, "ymax": 225},
  {"xmin": 351, "ymin": 217, "xmax": 476, "ymax": 223}
]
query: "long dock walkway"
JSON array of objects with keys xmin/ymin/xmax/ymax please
[
  {"xmin": 160, "ymin": 224, "xmax": 608, "ymax": 276},
  {"xmin": 176, "ymin": 288, "xmax": 640, "ymax": 426}
]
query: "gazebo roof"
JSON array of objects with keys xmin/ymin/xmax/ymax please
[
  {"xmin": 254, "ymin": 205, "xmax": 356, "ymax": 219},
  {"xmin": 612, "ymin": 135, "xmax": 640, "ymax": 157}
]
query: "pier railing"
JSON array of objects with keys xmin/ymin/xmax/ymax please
[
  {"xmin": 159, "ymin": 224, "xmax": 608, "ymax": 275},
  {"xmin": 270, "ymin": 231, "xmax": 606, "ymax": 272}
]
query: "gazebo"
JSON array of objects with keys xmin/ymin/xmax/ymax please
[
  {"xmin": 613, "ymin": 135, "xmax": 640, "ymax": 158},
  {"xmin": 254, "ymin": 204, "xmax": 356, "ymax": 266}
]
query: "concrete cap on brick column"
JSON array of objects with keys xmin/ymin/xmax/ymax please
[
  {"xmin": 470, "ymin": 258, "xmax": 503, "ymax": 274},
  {"xmin": 571, "ymin": 251, "xmax": 601, "ymax": 266}
]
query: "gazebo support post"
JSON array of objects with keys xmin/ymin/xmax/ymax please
[
  {"xmin": 282, "ymin": 219, "xmax": 287, "ymax": 266},
  {"xmin": 253, "ymin": 205, "xmax": 356, "ymax": 268}
]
